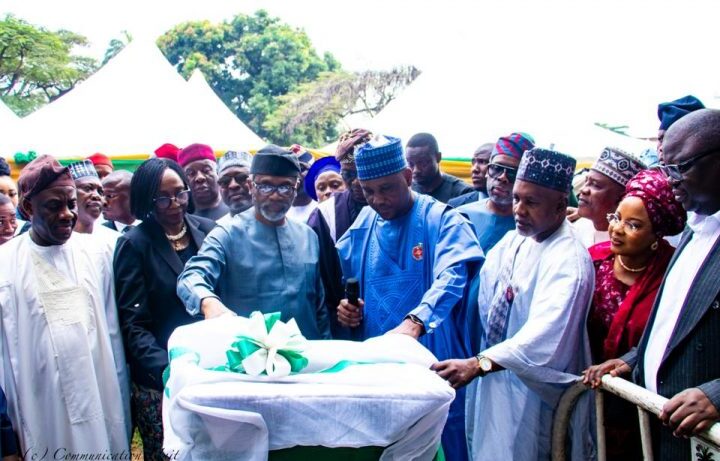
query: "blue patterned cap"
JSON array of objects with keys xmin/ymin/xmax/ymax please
[
  {"xmin": 517, "ymin": 148, "xmax": 576, "ymax": 193},
  {"xmin": 67, "ymin": 159, "xmax": 99, "ymax": 180},
  {"xmin": 219, "ymin": 150, "xmax": 252, "ymax": 173},
  {"xmin": 355, "ymin": 135, "xmax": 406, "ymax": 181}
]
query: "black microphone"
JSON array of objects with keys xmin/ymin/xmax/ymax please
[{"xmin": 345, "ymin": 278, "xmax": 359, "ymax": 306}]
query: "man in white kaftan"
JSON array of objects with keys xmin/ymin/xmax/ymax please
[
  {"xmin": 465, "ymin": 220, "xmax": 594, "ymax": 460},
  {"xmin": 0, "ymin": 155, "xmax": 129, "ymax": 456},
  {"xmin": 433, "ymin": 148, "xmax": 594, "ymax": 460}
]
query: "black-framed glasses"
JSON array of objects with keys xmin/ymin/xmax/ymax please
[
  {"xmin": 252, "ymin": 182, "xmax": 296, "ymax": 197},
  {"xmin": 341, "ymin": 169, "xmax": 358, "ymax": 183},
  {"xmin": 218, "ymin": 174, "xmax": 250, "ymax": 188},
  {"xmin": 659, "ymin": 149, "xmax": 717, "ymax": 181},
  {"xmin": 487, "ymin": 163, "xmax": 518, "ymax": 182},
  {"xmin": 153, "ymin": 189, "xmax": 191, "ymax": 209}
]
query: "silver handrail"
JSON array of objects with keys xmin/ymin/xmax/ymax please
[{"xmin": 551, "ymin": 375, "xmax": 720, "ymax": 461}]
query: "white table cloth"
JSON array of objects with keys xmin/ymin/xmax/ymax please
[{"xmin": 163, "ymin": 316, "xmax": 455, "ymax": 461}]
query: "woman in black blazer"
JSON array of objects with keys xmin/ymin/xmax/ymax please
[{"xmin": 114, "ymin": 158, "xmax": 215, "ymax": 461}]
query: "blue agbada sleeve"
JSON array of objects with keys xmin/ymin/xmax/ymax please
[
  {"xmin": 177, "ymin": 226, "xmax": 229, "ymax": 316},
  {"xmin": 1, "ymin": 386, "xmax": 18, "ymax": 457},
  {"xmin": 409, "ymin": 208, "xmax": 484, "ymax": 334}
]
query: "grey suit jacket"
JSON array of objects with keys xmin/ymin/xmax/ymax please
[{"xmin": 621, "ymin": 228, "xmax": 720, "ymax": 459}]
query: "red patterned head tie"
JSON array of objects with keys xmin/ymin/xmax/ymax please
[{"xmin": 624, "ymin": 169, "xmax": 687, "ymax": 237}]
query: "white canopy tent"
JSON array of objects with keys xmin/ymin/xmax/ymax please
[
  {"xmin": 0, "ymin": 100, "xmax": 19, "ymax": 134},
  {"xmin": 363, "ymin": 1, "xmax": 720, "ymax": 164},
  {"xmin": 0, "ymin": 41, "xmax": 264, "ymax": 158},
  {"xmin": 186, "ymin": 70, "xmax": 266, "ymax": 151},
  {"xmin": 367, "ymin": 68, "xmax": 659, "ymax": 164}
]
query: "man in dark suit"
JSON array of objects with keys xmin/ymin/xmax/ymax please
[
  {"xmin": 586, "ymin": 108, "xmax": 720, "ymax": 459},
  {"xmin": 406, "ymin": 133, "xmax": 474, "ymax": 203},
  {"xmin": 102, "ymin": 170, "xmax": 139, "ymax": 233}
]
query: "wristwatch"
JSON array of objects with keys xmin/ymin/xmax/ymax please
[
  {"xmin": 404, "ymin": 314, "xmax": 426, "ymax": 335},
  {"xmin": 475, "ymin": 354, "xmax": 493, "ymax": 376}
]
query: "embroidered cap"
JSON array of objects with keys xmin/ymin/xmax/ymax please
[
  {"xmin": 517, "ymin": 148, "xmax": 576, "ymax": 193},
  {"xmin": 67, "ymin": 159, "xmax": 99, "ymax": 180},
  {"xmin": 355, "ymin": 135, "xmax": 406, "ymax": 181},
  {"xmin": 219, "ymin": 150, "xmax": 252, "ymax": 173},
  {"xmin": 591, "ymin": 147, "xmax": 646, "ymax": 187}
]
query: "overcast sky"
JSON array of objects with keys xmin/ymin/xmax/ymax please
[{"xmin": 2, "ymin": 0, "xmax": 719, "ymax": 140}]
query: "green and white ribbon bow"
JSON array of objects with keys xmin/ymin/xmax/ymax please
[{"xmin": 224, "ymin": 311, "xmax": 308, "ymax": 377}]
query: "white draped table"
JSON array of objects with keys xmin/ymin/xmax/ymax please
[{"xmin": 162, "ymin": 316, "xmax": 454, "ymax": 461}]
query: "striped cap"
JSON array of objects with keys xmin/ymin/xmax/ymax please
[{"xmin": 491, "ymin": 132, "xmax": 535, "ymax": 161}]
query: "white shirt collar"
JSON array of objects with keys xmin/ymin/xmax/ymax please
[{"xmin": 687, "ymin": 209, "xmax": 720, "ymax": 236}]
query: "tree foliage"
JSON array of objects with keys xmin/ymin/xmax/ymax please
[
  {"xmin": 157, "ymin": 10, "xmax": 418, "ymax": 146},
  {"xmin": 264, "ymin": 66, "xmax": 420, "ymax": 146},
  {"xmin": 102, "ymin": 30, "xmax": 132, "ymax": 66},
  {"xmin": 158, "ymin": 11, "xmax": 339, "ymax": 143},
  {"xmin": 0, "ymin": 15, "xmax": 98, "ymax": 116}
]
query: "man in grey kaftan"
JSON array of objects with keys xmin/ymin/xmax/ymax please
[{"xmin": 178, "ymin": 145, "xmax": 330, "ymax": 339}]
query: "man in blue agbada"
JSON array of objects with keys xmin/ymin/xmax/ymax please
[
  {"xmin": 336, "ymin": 135, "xmax": 484, "ymax": 461},
  {"xmin": 177, "ymin": 145, "xmax": 330, "ymax": 339}
]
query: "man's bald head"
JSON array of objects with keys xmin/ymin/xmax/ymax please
[
  {"xmin": 662, "ymin": 109, "xmax": 720, "ymax": 215},
  {"xmin": 102, "ymin": 170, "xmax": 133, "ymax": 188}
]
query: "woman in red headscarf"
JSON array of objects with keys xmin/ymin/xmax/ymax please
[{"xmin": 583, "ymin": 168, "xmax": 687, "ymax": 460}]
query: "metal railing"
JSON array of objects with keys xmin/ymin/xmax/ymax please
[{"xmin": 551, "ymin": 375, "xmax": 720, "ymax": 461}]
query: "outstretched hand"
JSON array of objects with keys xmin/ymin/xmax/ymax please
[
  {"xmin": 387, "ymin": 318, "xmax": 424, "ymax": 339},
  {"xmin": 201, "ymin": 297, "xmax": 236, "ymax": 319}
]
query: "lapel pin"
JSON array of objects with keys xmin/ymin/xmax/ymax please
[{"xmin": 412, "ymin": 243, "xmax": 423, "ymax": 261}]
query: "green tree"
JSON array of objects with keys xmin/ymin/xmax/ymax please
[
  {"xmin": 0, "ymin": 15, "xmax": 98, "ymax": 116},
  {"xmin": 157, "ymin": 10, "xmax": 340, "ymax": 143},
  {"xmin": 264, "ymin": 66, "xmax": 420, "ymax": 146},
  {"xmin": 102, "ymin": 30, "xmax": 132, "ymax": 66}
]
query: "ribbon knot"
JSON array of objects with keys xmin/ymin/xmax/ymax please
[{"xmin": 225, "ymin": 311, "xmax": 308, "ymax": 377}]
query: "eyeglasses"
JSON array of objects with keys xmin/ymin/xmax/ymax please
[
  {"xmin": 252, "ymin": 182, "xmax": 296, "ymax": 197},
  {"xmin": 341, "ymin": 169, "xmax": 358, "ymax": 183},
  {"xmin": 607, "ymin": 212, "xmax": 641, "ymax": 233},
  {"xmin": 659, "ymin": 149, "xmax": 716, "ymax": 181},
  {"xmin": 153, "ymin": 189, "xmax": 191, "ymax": 209},
  {"xmin": 487, "ymin": 163, "xmax": 518, "ymax": 182},
  {"xmin": 0, "ymin": 216, "xmax": 17, "ymax": 228},
  {"xmin": 218, "ymin": 174, "xmax": 250, "ymax": 188}
]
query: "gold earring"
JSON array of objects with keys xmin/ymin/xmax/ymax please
[{"xmin": 651, "ymin": 240, "xmax": 659, "ymax": 251}]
